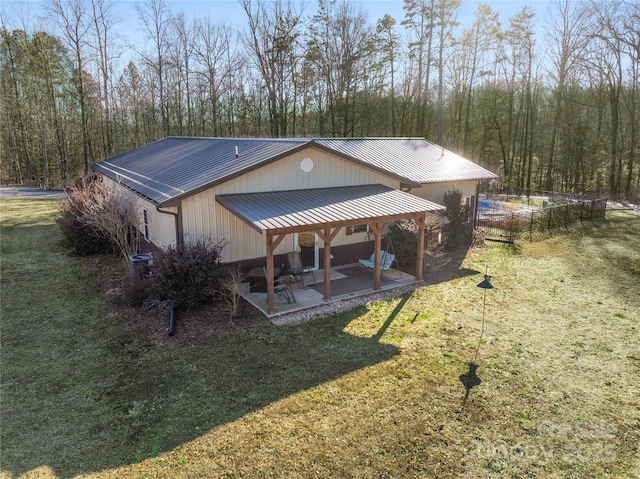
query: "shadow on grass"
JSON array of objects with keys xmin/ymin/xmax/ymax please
[
  {"xmin": 459, "ymin": 362, "xmax": 482, "ymax": 405},
  {"xmin": 422, "ymin": 245, "xmax": 481, "ymax": 286},
  {"xmin": 2, "ymin": 304, "xmax": 399, "ymax": 478}
]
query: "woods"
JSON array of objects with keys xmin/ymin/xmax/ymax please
[{"xmin": 1, "ymin": 0, "xmax": 639, "ymax": 200}]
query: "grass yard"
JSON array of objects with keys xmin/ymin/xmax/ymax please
[{"xmin": 1, "ymin": 199, "xmax": 638, "ymax": 478}]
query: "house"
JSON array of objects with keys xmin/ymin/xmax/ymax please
[{"xmin": 92, "ymin": 137, "xmax": 498, "ymax": 313}]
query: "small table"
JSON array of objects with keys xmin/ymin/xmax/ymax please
[{"xmin": 247, "ymin": 266, "xmax": 281, "ymax": 292}]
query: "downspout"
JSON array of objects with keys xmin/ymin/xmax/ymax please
[
  {"xmin": 156, "ymin": 204, "xmax": 183, "ymax": 246},
  {"xmin": 473, "ymin": 182, "xmax": 480, "ymax": 229},
  {"xmin": 400, "ymin": 182, "xmax": 412, "ymax": 193}
]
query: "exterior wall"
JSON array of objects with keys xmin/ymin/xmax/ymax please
[
  {"xmin": 181, "ymin": 147, "xmax": 400, "ymax": 263},
  {"xmin": 105, "ymin": 153, "xmax": 481, "ymax": 264},
  {"xmin": 103, "ymin": 178, "xmax": 179, "ymax": 250},
  {"xmin": 410, "ymin": 180, "xmax": 477, "ymax": 205}
]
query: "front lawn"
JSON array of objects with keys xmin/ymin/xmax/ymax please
[{"xmin": 1, "ymin": 199, "xmax": 638, "ymax": 478}]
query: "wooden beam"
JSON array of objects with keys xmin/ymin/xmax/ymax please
[
  {"xmin": 316, "ymin": 226, "xmax": 340, "ymax": 301},
  {"xmin": 266, "ymin": 233, "xmax": 275, "ymax": 314},
  {"xmin": 372, "ymin": 221, "xmax": 384, "ymax": 290},
  {"xmin": 265, "ymin": 233, "xmax": 286, "ymax": 314},
  {"xmin": 270, "ymin": 233, "xmax": 287, "ymax": 251},
  {"xmin": 416, "ymin": 214, "xmax": 425, "ymax": 280}
]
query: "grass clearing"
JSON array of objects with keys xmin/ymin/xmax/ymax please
[{"xmin": 1, "ymin": 200, "xmax": 638, "ymax": 478}]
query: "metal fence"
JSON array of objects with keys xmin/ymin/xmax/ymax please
[{"xmin": 477, "ymin": 198, "xmax": 607, "ymax": 243}]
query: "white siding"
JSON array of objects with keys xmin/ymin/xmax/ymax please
[
  {"xmin": 101, "ymin": 177, "xmax": 179, "ymax": 249},
  {"xmin": 182, "ymin": 148, "xmax": 400, "ymax": 262},
  {"xmin": 411, "ymin": 180, "xmax": 477, "ymax": 205}
]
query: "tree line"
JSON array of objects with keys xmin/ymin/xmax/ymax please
[{"xmin": 1, "ymin": 0, "xmax": 638, "ymax": 200}]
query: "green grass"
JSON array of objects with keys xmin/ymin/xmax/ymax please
[{"xmin": 1, "ymin": 201, "xmax": 639, "ymax": 478}]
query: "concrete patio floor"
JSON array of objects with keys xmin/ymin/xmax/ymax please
[{"xmin": 239, "ymin": 263, "xmax": 422, "ymax": 320}]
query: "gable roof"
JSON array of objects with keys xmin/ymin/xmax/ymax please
[
  {"xmin": 92, "ymin": 137, "xmax": 497, "ymax": 205},
  {"xmin": 314, "ymin": 138, "xmax": 498, "ymax": 184}
]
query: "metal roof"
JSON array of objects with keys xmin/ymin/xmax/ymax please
[
  {"xmin": 92, "ymin": 137, "xmax": 309, "ymax": 204},
  {"xmin": 216, "ymin": 184, "xmax": 444, "ymax": 233},
  {"xmin": 314, "ymin": 138, "xmax": 498, "ymax": 184},
  {"xmin": 92, "ymin": 137, "xmax": 498, "ymax": 205}
]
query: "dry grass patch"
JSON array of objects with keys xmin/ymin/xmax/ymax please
[{"xmin": 2, "ymin": 201, "xmax": 638, "ymax": 479}]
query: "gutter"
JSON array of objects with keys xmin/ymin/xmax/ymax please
[{"xmin": 156, "ymin": 204, "xmax": 183, "ymax": 246}]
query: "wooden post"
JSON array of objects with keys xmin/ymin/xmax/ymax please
[
  {"xmin": 266, "ymin": 233, "xmax": 275, "ymax": 314},
  {"xmin": 367, "ymin": 221, "xmax": 384, "ymax": 290},
  {"xmin": 266, "ymin": 232, "xmax": 287, "ymax": 314},
  {"xmin": 416, "ymin": 214, "xmax": 425, "ymax": 280},
  {"xmin": 323, "ymin": 234, "xmax": 332, "ymax": 301},
  {"xmin": 316, "ymin": 226, "xmax": 340, "ymax": 302}
]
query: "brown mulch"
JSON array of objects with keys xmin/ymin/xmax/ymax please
[{"xmin": 84, "ymin": 254, "xmax": 268, "ymax": 347}]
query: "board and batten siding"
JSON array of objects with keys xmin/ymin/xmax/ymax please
[{"xmin": 181, "ymin": 148, "xmax": 400, "ymax": 263}]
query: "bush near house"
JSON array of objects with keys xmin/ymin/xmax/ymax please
[
  {"xmin": 58, "ymin": 183, "xmax": 116, "ymax": 256},
  {"xmin": 383, "ymin": 218, "xmax": 440, "ymax": 268},
  {"xmin": 149, "ymin": 240, "xmax": 228, "ymax": 310},
  {"xmin": 442, "ymin": 188, "xmax": 473, "ymax": 249}
]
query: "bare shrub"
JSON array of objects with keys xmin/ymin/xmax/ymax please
[
  {"xmin": 59, "ymin": 179, "xmax": 140, "ymax": 264},
  {"xmin": 220, "ymin": 266, "xmax": 245, "ymax": 320},
  {"xmin": 150, "ymin": 240, "xmax": 228, "ymax": 310},
  {"xmin": 58, "ymin": 182, "xmax": 116, "ymax": 256}
]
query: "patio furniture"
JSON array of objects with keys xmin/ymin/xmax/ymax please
[
  {"xmin": 286, "ymin": 251, "xmax": 316, "ymax": 288},
  {"xmin": 358, "ymin": 251, "xmax": 395, "ymax": 270},
  {"xmin": 358, "ymin": 251, "xmax": 397, "ymax": 276},
  {"xmin": 272, "ymin": 272, "xmax": 296, "ymax": 304},
  {"xmin": 247, "ymin": 266, "xmax": 281, "ymax": 292}
]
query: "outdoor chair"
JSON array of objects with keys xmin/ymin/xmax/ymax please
[
  {"xmin": 286, "ymin": 251, "xmax": 316, "ymax": 288},
  {"xmin": 262, "ymin": 266, "xmax": 296, "ymax": 304}
]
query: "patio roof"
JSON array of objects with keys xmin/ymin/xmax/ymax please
[{"xmin": 215, "ymin": 184, "xmax": 444, "ymax": 235}]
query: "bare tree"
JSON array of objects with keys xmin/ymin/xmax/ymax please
[
  {"xmin": 49, "ymin": 0, "xmax": 95, "ymax": 175},
  {"xmin": 136, "ymin": 0, "xmax": 171, "ymax": 137},
  {"xmin": 193, "ymin": 17, "xmax": 243, "ymax": 136},
  {"xmin": 308, "ymin": 0, "xmax": 376, "ymax": 137},
  {"xmin": 376, "ymin": 14, "xmax": 400, "ymax": 136},
  {"xmin": 542, "ymin": 0, "xmax": 590, "ymax": 192},
  {"xmin": 240, "ymin": 0, "xmax": 304, "ymax": 137},
  {"xmin": 88, "ymin": 0, "xmax": 120, "ymax": 157}
]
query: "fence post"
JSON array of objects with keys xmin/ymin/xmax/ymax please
[{"xmin": 529, "ymin": 211, "xmax": 534, "ymax": 242}]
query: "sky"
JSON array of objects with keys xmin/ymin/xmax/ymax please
[
  {"xmin": 2, "ymin": 0, "xmax": 553, "ymax": 33},
  {"xmin": 1, "ymin": 0, "xmax": 554, "ymax": 69}
]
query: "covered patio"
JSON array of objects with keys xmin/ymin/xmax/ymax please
[
  {"xmin": 216, "ymin": 184, "xmax": 444, "ymax": 316},
  {"xmin": 238, "ymin": 263, "xmax": 420, "ymax": 320}
]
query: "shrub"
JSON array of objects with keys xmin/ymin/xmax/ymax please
[
  {"xmin": 383, "ymin": 217, "xmax": 439, "ymax": 268},
  {"xmin": 442, "ymin": 189, "xmax": 472, "ymax": 249},
  {"xmin": 58, "ymin": 184, "xmax": 115, "ymax": 256},
  {"xmin": 384, "ymin": 220, "xmax": 420, "ymax": 268},
  {"xmin": 150, "ymin": 240, "xmax": 227, "ymax": 310}
]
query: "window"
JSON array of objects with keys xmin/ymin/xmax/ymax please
[
  {"xmin": 352, "ymin": 224, "xmax": 369, "ymax": 234},
  {"xmin": 143, "ymin": 209, "xmax": 149, "ymax": 241}
]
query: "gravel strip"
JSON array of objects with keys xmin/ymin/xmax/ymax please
[{"xmin": 270, "ymin": 282, "xmax": 422, "ymax": 326}]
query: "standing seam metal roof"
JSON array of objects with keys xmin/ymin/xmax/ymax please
[
  {"xmin": 215, "ymin": 184, "xmax": 444, "ymax": 233},
  {"xmin": 92, "ymin": 137, "xmax": 498, "ymax": 205}
]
